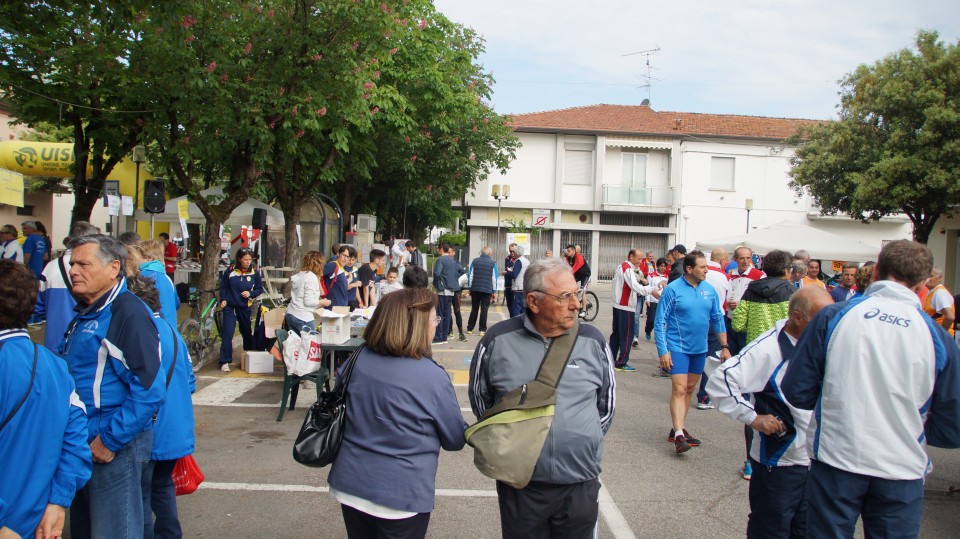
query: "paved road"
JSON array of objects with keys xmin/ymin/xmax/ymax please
[{"xmin": 168, "ymin": 283, "xmax": 959, "ymax": 537}]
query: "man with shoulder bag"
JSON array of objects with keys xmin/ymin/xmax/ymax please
[{"xmin": 468, "ymin": 258, "xmax": 616, "ymax": 538}]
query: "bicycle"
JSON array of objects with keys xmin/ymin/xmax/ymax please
[
  {"xmin": 579, "ymin": 286, "xmax": 600, "ymax": 322},
  {"xmin": 180, "ymin": 289, "xmax": 223, "ymax": 373}
]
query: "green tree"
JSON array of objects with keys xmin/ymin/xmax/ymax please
[
  {"xmin": 789, "ymin": 30, "xmax": 960, "ymax": 244},
  {"xmin": 0, "ymin": 1, "xmax": 147, "ymax": 228}
]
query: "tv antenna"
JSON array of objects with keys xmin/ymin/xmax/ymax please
[{"xmin": 622, "ymin": 47, "xmax": 661, "ymax": 103}]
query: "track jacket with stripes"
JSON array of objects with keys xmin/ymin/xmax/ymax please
[
  {"xmin": 654, "ymin": 276, "xmax": 726, "ymax": 356},
  {"xmin": 469, "ymin": 315, "xmax": 616, "ymax": 484},
  {"xmin": 781, "ymin": 280, "xmax": 960, "ymax": 480},
  {"xmin": 60, "ymin": 278, "xmax": 164, "ymax": 451},
  {"xmin": 610, "ymin": 260, "xmax": 655, "ymax": 312}
]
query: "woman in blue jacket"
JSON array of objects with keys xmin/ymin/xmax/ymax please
[
  {"xmin": 218, "ymin": 248, "xmax": 263, "ymax": 372},
  {"xmin": 327, "ymin": 287, "xmax": 467, "ymax": 538},
  {"xmin": 126, "ymin": 269, "xmax": 196, "ymax": 539}
]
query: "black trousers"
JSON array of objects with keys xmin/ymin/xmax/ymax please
[
  {"xmin": 496, "ymin": 478, "xmax": 600, "ymax": 539},
  {"xmin": 341, "ymin": 504, "xmax": 431, "ymax": 539},
  {"xmin": 452, "ymin": 292, "xmax": 464, "ymax": 334},
  {"xmin": 467, "ymin": 291, "xmax": 492, "ymax": 332},
  {"xmin": 747, "ymin": 458, "xmax": 808, "ymax": 539}
]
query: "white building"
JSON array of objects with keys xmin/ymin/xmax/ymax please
[{"xmin": 457, "ymin": 104, "xmax": 913, "ymax": 280}]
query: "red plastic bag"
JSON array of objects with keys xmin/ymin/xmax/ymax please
[{"xmin": 172, "ymin": 454, "xmax": 205, "ymax": 496}]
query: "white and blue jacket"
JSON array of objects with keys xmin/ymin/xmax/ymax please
[
  {"xmin": 0, "ymin": 330, "xmax": 92, "ymax": 537},
  {"xmin": 152, "ymin": 315, "xmax": 196, "ymax": 461},
  {"xmin": 141, "ymin": 260, "xmax": 181, "ymax": 327},
  {"xmin": 654, "ymin": 276, "xmax": 725, "ymax": 356},
  {"xmin": 707, "ymin": 320, "xmax": 812, "ymax": 467},
  {"xmin": 33, "ymin": 252, "xmax": 77, "ymax": 352},
  {"xmin": 781, "ymin": 280, "xmax": 960, "ymax": 480},
  {"xmin": 60, "ymin": 278, "xmax": 165, "ymax": 452}
]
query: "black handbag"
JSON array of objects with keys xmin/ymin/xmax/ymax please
[{"xmin": 292, "ymin": 344, "xmax": 364, "ymax": 467}]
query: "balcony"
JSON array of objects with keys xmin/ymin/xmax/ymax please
[{"xmin": 602, "ymin": 184, "xmax": 674, "ymax": 209}]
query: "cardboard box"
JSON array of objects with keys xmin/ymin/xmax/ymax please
[
  {"xmin": 316, "ymin": 307, "xmax": 350, "ymax": 345},
  {"xmin": 242, "ymin": 351, "xmax": 275, "ymax": 374}
]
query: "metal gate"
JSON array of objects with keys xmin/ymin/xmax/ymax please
[
  {"xmin": 596, "ymin": 232, "xmax": 668, "ymax": 280},
  {"xmin": 560, "ymin": 230, "xmax": 593, "ymax": 265}
]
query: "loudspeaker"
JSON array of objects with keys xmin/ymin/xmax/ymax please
[
  {"xmin": 143, "ymin": 180, "xmax": 166, "ymax": 213},
  {"xmin": 252, "ymin": 208, "xmax": 267, "ymax": 230}
]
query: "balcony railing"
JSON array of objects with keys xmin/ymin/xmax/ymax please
[{"xmin": 602, "ymin": 185, "xmax": 674, "ymax": 207}]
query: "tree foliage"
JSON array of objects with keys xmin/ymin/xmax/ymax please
[{"xmin": 789, "ymin": 30, "xmax": 960, "ymax": 244}]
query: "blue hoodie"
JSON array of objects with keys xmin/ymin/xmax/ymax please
[
  {"xmin": 152, "ymin": 315, "xmax": 196, "ymax": 461},
  {"xmin": 34, "ymin": 252, "xmax": 77, "ymax": 352},
  {"xmin": 0, "ymin": 330, "xmax": 92, "ymax": 537},
  {"xmin": 140, "ymin": 259, "xmax": 181, "ymax": 326},
  {"xmin": 60, "ymin": 279, "xmax": 165, "ymax": 451}
]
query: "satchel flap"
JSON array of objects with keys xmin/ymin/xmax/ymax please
[{"xmin": 465, "ymin": 405, "xmax": 555, "ymax": 440}]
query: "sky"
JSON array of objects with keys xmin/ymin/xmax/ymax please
[{"xmin": 433, "ymin": 0, "xmax": 960, "ymax": 120}]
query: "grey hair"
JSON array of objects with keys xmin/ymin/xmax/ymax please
[
  {"xmin": 794, "ymin": 249, "xmax": 810, "ymax": 262},
  {"xmin": 21, "ymin": 220, "xmax": 37, "ymax": 230},
  {"xmin": 790, "ymin": 260, "xmax": 808, "ymax": 277},
  {"xmin": 68, "ymin": 234, "xmax": 127, "ymax": 275},
  {"xmin": 524, "ymin": 257, "xmax": 573, "ymax": 296},
  {"xmin": 70, "ymin": 221, "xmax": 100, "ymax": 239},
  {"xmin": 482, "ymin": 246, "xmax": 493, "ymax": 256},
  {"xmin": 514, "ymin": 244, "xmax": 525, "ymax": 256},
  {"xmin": 932, "ymin": 267, "xmax": 943, "ymax": 278}
]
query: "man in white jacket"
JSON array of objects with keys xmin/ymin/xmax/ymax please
[
  {"xmin": 609, "ymin": 248, "xmax": 655, "ymax": 372},
  {"xmin": 707, "ymin": 286, "xmax": 832, "ymax": 538}
]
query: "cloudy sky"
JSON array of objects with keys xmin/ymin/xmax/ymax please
[{"xmin": 433, "ymin": 0, "xmax": 959, "ymax": 120}]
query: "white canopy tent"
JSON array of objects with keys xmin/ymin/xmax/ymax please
[
  {"xmin": 695, "ymin": 221, "xmax": 880, "ymax": 263},
  {"xmin": 134, "ymin": 187, "xmax": 284, "ymax": 227}
]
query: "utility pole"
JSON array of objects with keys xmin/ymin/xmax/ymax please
[{"xmin": 622, "ymin": 47, "xmax": 661, "ymax": 103}]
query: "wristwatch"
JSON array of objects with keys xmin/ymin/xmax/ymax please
[{"xmin": 720, "ymin": 344, "xmax": 730, "ymax": 349}]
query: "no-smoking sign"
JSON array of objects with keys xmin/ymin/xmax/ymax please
[{"xmin": 532, "ymin": 209, "xmax": 550, "ymax": 228}]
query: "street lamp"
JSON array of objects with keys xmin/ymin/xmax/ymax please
[
  {"xmin": 492, "ymin": 183, "xmax": 509, "ymax": 259},
  {"xmin": 132, "ymin": 145, "xmax": 146, "ymax": 230},
  {"xmin": 744, "ymin": 198, "xmax": 754, "ymax": 234}
]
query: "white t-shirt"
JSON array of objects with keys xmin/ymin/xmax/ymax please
[
  {"xmin": 1, "ymin": 239, "xmax": 23, "ymax": 262},
  {"xmin": 929, "ymin": 287, "xmax": 954, "ymax": 313}
]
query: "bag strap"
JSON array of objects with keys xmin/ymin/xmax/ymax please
[
  {"xmin": 0, "ymin": 343, "xmax": 38, "ymax": 433},
  {"xmin": 331, "ymin": 343, "xmax": 365, "ymax": 393},
  {"xmin": 533, "ymin": 320, "xmax": 580, "ymax": 389},
  {"xmin": 58, "ymin": 253, "xmax": 73, "ymax": 294},
  {"xmin": 165, "ymin": 321, "xmax": 178, "ymax": 389}
]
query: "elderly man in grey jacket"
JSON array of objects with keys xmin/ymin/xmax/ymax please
[{"xmin": 469, "ymin": 257, "xmax": 616, "ymax": 538}]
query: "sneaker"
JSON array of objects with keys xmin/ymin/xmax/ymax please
[
  {"xmin": 479, "ymin": 331, "xmax": 485, "ymax": 336},
  {"xmin": 697, "ymin": 399, "xmax": 715, "ymax": 410},
  {"xmin": 458, "ymin": 334, "xmax": 467, "ymax": 342},
  {"xmin": 741, "ymin": 461, "xmax": 753, "ymax": 480},
  {"xmin": 220, "ymin": 363, "xmax": 230, "ymax": 373},
  {"xmin": 682, "ymin": 429, "xmax": 701, "ymax": 446},
  {"xmin": 632, "ymin": 339, "xmax": 639, "ymax": 349},
  {"xmin": 645, "ymin": 333, "xmax": 651, "ymax": 341},
  {"xmin": 652, "ymin": 367, "xmax": 672, "ymax": 378},
  {"xmin": 432, "ymin": 340, "xmax": 448, "ymax": 345},
  {"xmin": 466, "ymin": 330, "xmax": 474, "ymax": 335},
  {"xmin": 615, "ymin": 364, "xmax": 637, "ymax": 372},
  {"xmin": 675, "ymin": 434, "xmax": 691, "ymax": 454}
]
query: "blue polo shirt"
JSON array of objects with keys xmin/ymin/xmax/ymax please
[
  {"xmin": 654, "ymin": 276, "xmax": 725, "ymax": 356},
  {"xmin": 22, "ymin": 234, "xmax": 46, "ymax": 278},
  {"xmin": 323, "ymin": 261, "xmax": 350, "ymax": 307}
]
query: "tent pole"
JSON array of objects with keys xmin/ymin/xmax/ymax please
[{"xmin": 150, "ymin": 214, "xmax": 155, "ymax": 238}]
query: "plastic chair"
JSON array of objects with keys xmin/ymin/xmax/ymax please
[{"xmin": 274, "ymin": 328, "xmax": 328, "ymax": 421}]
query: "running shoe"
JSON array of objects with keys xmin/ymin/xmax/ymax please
[
  {"xmin": 741, "ymin": 461, "xmax": 753, "ymax": 480},
  {"xmin": 632, "ymin": 339, "xmax": 639, "ymax": 349},
  {"xmin": 479, "ymin": 331, "xmax": 485, "ymax": 336},
  {"xmin": 645, "ymin": 333, "xmax": 651, "ymax": 341},
  {"xmin": 220, "ymin": 363, "xmax": 230, "ymax": 373},
  {"xmin": 675, "ymin": 434, "xmax": 691, "ymax": 454},
  {"xmin": 615, "ymin": 364, "xmax": 637, "ymax": 372},
  {"xmin": 697, "ymin": 398, "xmax": 715, "ymax": 410},
  {"xmin": 466, "ymin": 330, "xmax": 474, "ymax": 335},
  {"xmin": 458, "ymin": 334, "xmax": 467, "ymax": 342},
  {"xmin": 668, "ymin": 428, "xmax": 701, "ymax": 446},
  {"xmin": 652, "ymin": 368, "xmax": 672, "ymax": 378},
  {"xmin": 432, "ymin": 340, "xmax": 448, "ymax": 345}
]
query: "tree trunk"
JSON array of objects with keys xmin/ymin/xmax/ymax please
[
  {"xmin": 71, "ymin": 188, "xmax": 100, "ymax": 230},
  {"xmin": 913, "ymin": 221, "xmax": 933, "ymax": 245},
  {"xmin": 199, "ymin": 219, "xmax": 226, "ymax": 307},
  {"xmin": 341, "ymin": 180, "xmax": 354, "ymax": 237},
  {"xmin": 279, "ymin": 198, "xmax": 304, "ymax": 268}
]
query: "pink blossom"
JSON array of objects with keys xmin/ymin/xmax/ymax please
[
  {"xmin": 373, "ymin": 70, "xmax": 381, "ymax": 79},
  {"xmin": 426, "ymin": 184, "xmax": 432, "ymax": 191},
  {"xmin": 184, "ymin": 35, "xmax": 195, "ymax": 44},
  {"xmin": 243, "ymin": 43, "xmax": 252, "ymax": 54},
  {"xmin": 410, "ymin": 155, "xmax": 417, "ymax": 162},
  {"xmin": 291, "ymin": 106, "xmax": 299, "ymax": 116},
  {"xmin": 181, "ymin": 136, "xmax": 191, "ymax": 144},
  {"xmin": 305, "ymin": 95, "xmax": 313, "ymax": 102},
  {"xmin": 380, "ymin": 3, "xmax": 389, "ymax": 12},
  {"xmin": 484, "ymin": 117, "xmax": 489, "ymax": 123},
  {"xmin": 404, "ymin": 136, "xmax": 411, "ymax": 143},
  {"xmin": 389, "ymin": 48, "xmax": 398, "ymax": 55},
  {"xmin": 135, "ymin": 118, "xmax": 144, "ymax": 126},
  {"xmin": 268, "ymin": 120, "xmax": 277, "ymax": 129},
  {"xmin": 363, "ymin": 82, "xmax": 374, "ymax": 89},
  {"xmin": 418, "ymin": 20, "xmax": 427, "ymax": 30},
  {"xmin": 363, "ymin": 93, "xmax": 370, "ymax": 100},
  {"xmin": 220, "ymin": 73, "xmax": 228, "ymax": 82},
  {"xmin": 370, "ymin": 58, "xmax": 379, "ymax": 64},
  {"xmin": 424, "ymin": 131, "xmax": 430, "ymax": 138},
  {"xmin": 266, "ymin": 9, "xmax": 274, "ymax": 18},
  {"xmin": 181, "ymin": 15, "xmax": 197, "ymax": 29},
  {"xmin": 207, "ymin": 61, "xmax": 217, "ymax": 73},
  {"xmin": 371, "ymin": 106, "xmax": 380, "ymax": 114},
  {"xmin": 296, "ymin": 130, "xmax": 305, "ymax": 138},
  {"xmin": 469, "ymin": 155, "xmax": 476, "ymax": 161},
  {"xmin": 317, "ymin": 107, "xmax": 327, "ymax": 117},
  {"xmin": 352, "ymin": 41, "xmax": 359, "ymax": 50},
  {"xmin": 453, "ymin": 137, "xmax": 459, "ymax": 143},
  {"xmin": 312, "ymin": 54, "xmax": 322, "ymax": 61}
]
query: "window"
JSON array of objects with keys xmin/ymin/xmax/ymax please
[
  {"xmin": 710, "ymin": 156, "xmax": 735, "ymax": 190},
  {"xmin": 621, "ymin": 152, "xmax": 647, "ymax": 187},
  {"xmin": 563, "ymin": 149, "xmax": 593, "ymax": 185}
]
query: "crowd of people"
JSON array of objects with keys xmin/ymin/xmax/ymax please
[{"xmin": 5, "ymin": 224, "xmax": 960, "ymax": 539}]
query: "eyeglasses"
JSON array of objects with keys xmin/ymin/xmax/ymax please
[{"xmin": 538, "ymin": 289, "xmax": 583, "ymax": 304}]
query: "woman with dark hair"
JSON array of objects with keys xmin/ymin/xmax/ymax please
[
  {"xmin": 0, "ymin": 260, "xmax": 91, "ymax": 539},
  {"xmin": 286, "ymin": 251, "xmax": 331, "ymax": 335},
  {"xmin": 327, "ymin": 288, "xmax": 467, "ymax": 539},
  {"xmin": 35, "ymin": 220, "xmax": 53, "ymax": 259},
  {"xmin": 218, "ymin": 248, "xmax": 263, "ymax": 372}
]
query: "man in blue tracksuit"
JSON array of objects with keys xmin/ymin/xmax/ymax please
[
  {"xmin": 0, "ymin": 260, "xmax": 92, "ymax": 539},
  {"xmin": 782, "ymin": 240, "xmax": 960, "ymax": 538},
  {"xmin": 654, "ymin": 250, "xmax": 730, "ymax": 453},
  {"xmin": 60, "ymin": 234, "xmax": 165, "ymax": 538}
]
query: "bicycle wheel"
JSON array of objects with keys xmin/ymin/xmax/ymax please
[
  {"xmin": 180, "ymin": 318, "xmax": 208, "ymax": 373},
  {"xmin": 582, "ymin": 291, "xmax": 600, "ymax": 322}
]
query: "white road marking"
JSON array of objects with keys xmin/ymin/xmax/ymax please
[
  {"xmin": 599, "ymin": 481, "xmax": 636, "ymax": 539},
  {"xmin": 201, "ymin": 482, "xmax": 498, "ymax": 498},
  {"xmin": 193, "ymin": 378, "xmax": 268, "ymax": 406}
]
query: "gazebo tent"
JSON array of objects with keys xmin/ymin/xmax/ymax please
[
  {"xmin": 133, "ymin": 187, "xmax": 284, "ymax": 227},
  {"xmin": 694, "ymin": 221, "xmax": 880, "ymax": 263}
]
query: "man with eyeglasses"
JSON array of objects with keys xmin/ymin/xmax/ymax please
[
  {"xmin": 323, "ymin": 244, "xmax": 357, "ymax": 308},
  {"xmin": 0, "ymin": 224, "xmax": 23, "ymax": 263},
  {"xmin": 610, "ymin": 248, "xmax": 655, "ymax": 372},
  {"xmin": 469, "ymin": 257, "xmax": 615, "ymax": 538}
]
